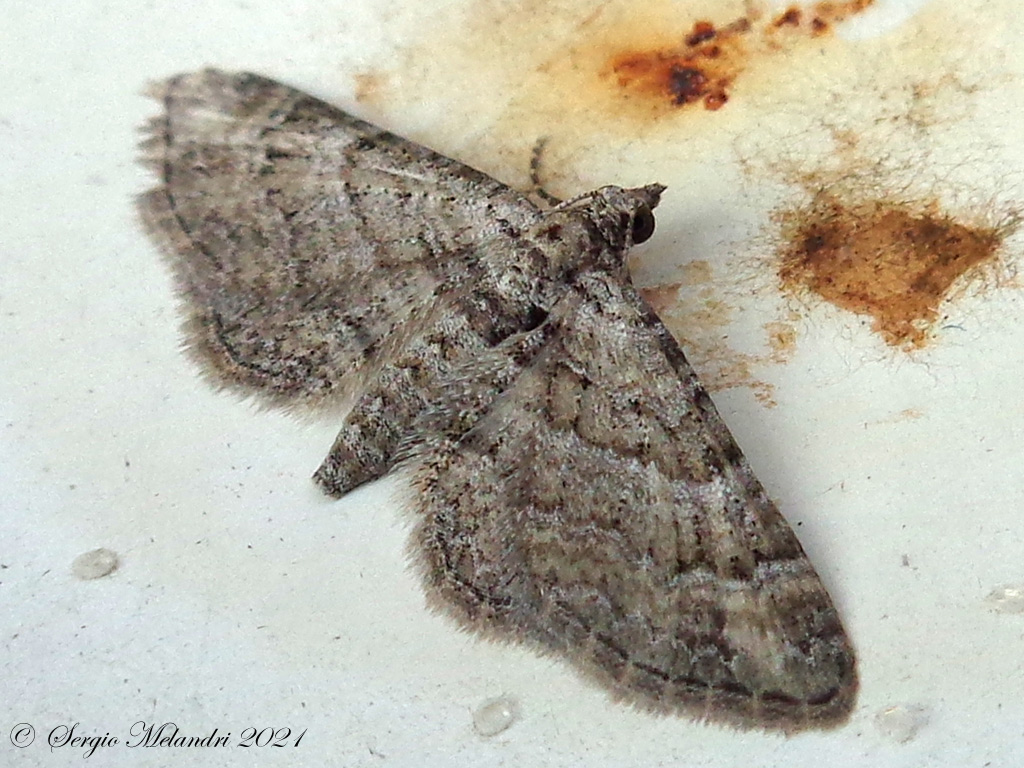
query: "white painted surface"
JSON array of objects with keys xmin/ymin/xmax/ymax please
[{"xmin": 3, "ymin": 1, "xmax": 1023, "ymax": 765}]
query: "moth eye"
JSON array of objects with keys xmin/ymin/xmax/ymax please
[{"xmin": 631, "ymin": 204, "xmax": 656, "ymax": 244}]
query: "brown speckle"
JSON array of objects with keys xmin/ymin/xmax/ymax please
[
  {"xmin": 680, "ymin": 260, "xmax": 713, "ymax": 285},
  {"xmin": 353, "ymin": 72, "xmax": 387, "ymax": 106},
  {"xmin": 774, "ymin": 8, "xmax": 803, "ymax": 28},
  {"xmin": 704, "ymin": 92, "xmax": 729, "ymax": 110},
  {"xmin": 668, "ymin": 66, "xmax": 710, "ymax": 106},
  {"xmin": 685, "ymin": 20, "xmax": 717, "ymax": 47},
  {"xmin": 764, "ymin": 321, "xmax": 798, "ymax": 360},
  {"xmin": 639, "ymin": 282, "xmax": 682, "ymax": 315}
]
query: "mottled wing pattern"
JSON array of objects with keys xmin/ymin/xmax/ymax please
[
  {"xmin": 411, "ymin": 273, "xmax": 857, "ymax": 731},
  {"xmin": 137, "ymin": 69, "xmax": 542, "ymax": 406}
]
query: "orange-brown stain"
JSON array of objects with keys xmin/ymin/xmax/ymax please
[
  {"xmin": 764, "ymin": 321, "xmax": 798, "ymax": 359},
  {"xmin": 603, "ymin": 0, "xmax": 874, "ymax": 112},
  {"xmin": 604, "ymin": 18, "xmax": 746, "ymax": 112},
  {"xmin": 679, "ymin": 260, "xmax": 713, "ymax": 286},
  {"xmin": 776, "ymin": 194, "xmax": 1007, "ymax": 348},
  {"xmin": 639, "ymin": 282, "xmax": 683, "ymax": 316},
  {"xmin": 773, "ymin": 8, "xmax": 803, "ymax": 28}
]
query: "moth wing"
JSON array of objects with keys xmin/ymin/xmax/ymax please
[
  {"xmin": 410, "ymin": 273, "xmax": 857, "ymax": 731},
  {"xmin": 137, "ymin": 69, "xmax": 541, "ymax": 406}
]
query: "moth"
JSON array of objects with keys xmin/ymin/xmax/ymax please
[{"xmin": 137, "ymin": 69, "xmax": 857, "ymax": 731}]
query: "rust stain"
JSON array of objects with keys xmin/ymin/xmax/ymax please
[
  {"xmin": 353, "ymin": 72, "xmax": 387, "ymax": 105},
  {"xmin": 710, "ymin": 356, "xmax": 777, "ymax": 407},
  {"xmin": 764, "ymin": 321, "xmax": 798, "ymax": 361},
  {"xmin": 680, "ymin": 259, "xmax": 714, "ymax": 285},
  {"xmin": 863, "ymin": 408, "xmax": 925, "ymax": 427},
  {"xmin": 604, "ymin": 18, "xmax": 748, "ymax": 111},
  {"xmin": 645, "ymin": 283, "xmax": 777, "ymax": 404},
  {"xmin": 772, "ymin": 8, "xmax": 803, "ymax": 28},
  {"xmin": 776, "ymin": 193, "xmax": 1008, "ymax": 348},
  {"xmin": 603, "ymin": 0, "xmax": 875, "ymax": 112},
  {"xmin": 672, "ymin": 322, "xmax": 777, "ymax": 405},
  {"xmin": 640, "ymin": 261, "xmax": 802, "ymax": 402},
  {"xmin": 889, "ymin": 408, "xmax": 924, "ymax": 423},
  {"xmin": 640, "ymin": 281, "xmax": 683, "ymax": 315}
]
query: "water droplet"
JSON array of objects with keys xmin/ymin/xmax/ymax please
[
  {"xmin": 874, "ymin": 704, "xmax": 929, "ymax": 744},
  {"xmin": 985, "ymin": 585, "xmax": 1024, "ymax": 614},
  {"xmin": 71, "ymin": 548, "xmax": 120, "ymax": 580},
  {"xmin": 473, "ymin": 694, "xmax": 519, "ymax": 737}
]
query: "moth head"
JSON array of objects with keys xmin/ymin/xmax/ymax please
[
  {"xmin": 536, "ymin": 184, "xmax": 665, "ymax": 278},
  {"xmin": 583, "ymin": 184, "xmax": 665, "ymax": 253}
]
